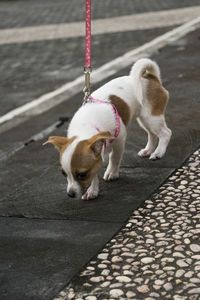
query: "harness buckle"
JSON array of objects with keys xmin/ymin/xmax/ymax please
[{"xmin": 83, "ymin": 67, "xmax": 92, "ymax": 102}]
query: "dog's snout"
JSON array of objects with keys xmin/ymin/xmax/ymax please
[{"xmin": 67, "ymin": 190, "xmax": 76, "ymax": 198}]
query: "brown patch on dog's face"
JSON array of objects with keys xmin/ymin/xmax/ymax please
[
  {"xmin": 71, "ymin": 131, "xmax": 113, "ymax": 189},
  {"xmin": 109, "ymin": 94, "xmax": 131, "ymax": 126},
  {"xmin": 43, "ymin": 136, "xmax": 76, "ymax": 161},
  {"xmin": 142, "ymin": 72, "xmax": 169, "ymax": 116}
]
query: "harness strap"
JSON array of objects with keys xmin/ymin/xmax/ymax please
[{"xmin": 83, "ymin": 96, "xmax": 121, "ymax": 140}]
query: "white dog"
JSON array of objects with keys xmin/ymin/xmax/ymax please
[{"xmin": 43, "ymin": 58, "xmax": 171, "ymax": 200}]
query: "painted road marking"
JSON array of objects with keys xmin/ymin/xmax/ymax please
[
  {"xmin": 0, "ymin": 16, "xmax": 200, "ymax": 134},
  {"xmin": 0, "ymin": 6, "xmax": 200, "ymax": 45}
]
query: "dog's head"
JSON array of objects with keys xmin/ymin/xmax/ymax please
[{"xmin": 43, "ymin": 131, "xmax": 112, "ymax": 198}]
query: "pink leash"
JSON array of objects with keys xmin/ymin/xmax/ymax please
[
  {"xmin": 83, "ymin": 0, "xmax": 121, "ymax": 141},
  {"xmin": 83, "ymin": 0, "xmax": 92, "ymax": 100},
  {"xmin": 85, "ymin": 0, "xmax": 91, "ymax": 69}
]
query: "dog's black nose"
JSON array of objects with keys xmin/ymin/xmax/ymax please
[{"xmin": 67, "ymin": 191, "xmax": 76, "ymax": 198}]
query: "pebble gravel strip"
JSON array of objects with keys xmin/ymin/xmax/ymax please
[{"xmin": 55, "ymin": 148, "xmax": 200, "ymax": 300}]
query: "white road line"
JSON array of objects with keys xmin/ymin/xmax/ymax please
[
  {"xmin": 0, "ymin": 17, "xmax": 200, "ymax": 133},
  {"xmin": 0, "ymin": 6, "xmax": 200, "ymax": 45}
]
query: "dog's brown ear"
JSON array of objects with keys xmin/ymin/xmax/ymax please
[
  {"xmin": 88, "ymin": 131, "xmax": 113, "ymax": 156},
  {"xmin": 43, "ymin": 136, "xmax": 75, "ymax": 152}
]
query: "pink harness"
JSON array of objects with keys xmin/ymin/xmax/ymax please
[{"xmin": 83, "ymin": 96, "xmax": 121, "ymax": 143}]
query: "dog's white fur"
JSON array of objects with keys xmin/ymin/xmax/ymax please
[{"xmin": 46, "ymin": 58, "xmax": 172, "ymax": 200}]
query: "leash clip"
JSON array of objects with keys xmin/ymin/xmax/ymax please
[{"xmin": 83, "ymin": 66, "xmax": 92, "ymax": 102}]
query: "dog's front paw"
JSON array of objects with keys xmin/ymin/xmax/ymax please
[
  {"xmin": 103, "ymin": 170, "xmax": 119, "ymax": 181},
  {"xmin": 138, "ymin": 148, "xmax": 151, "ymax": 157},
  {"xmin": 82, "ymin": 187, "xmax": 99, "ymax": 200},
  {"xmin": 149, "ymin": 152, "xmax": 162, "ymax": 160}
]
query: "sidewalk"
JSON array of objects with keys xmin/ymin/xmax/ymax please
[{"xmin": 0, "ymin": 1, "xmax": 200, "ymax": 300}]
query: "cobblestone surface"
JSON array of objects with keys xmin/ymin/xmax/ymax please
[
  {"xmin": 56, "ymin": 148, "xmax": 200, "ymax": 300},
  {"xmin": 1, "ymin": 0, "xmax": 200, "ymax": 29}
]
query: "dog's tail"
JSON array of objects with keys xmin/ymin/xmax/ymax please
[{"xmin": 130, "ymin": 58, "xmax": 161, "ymax": 105}]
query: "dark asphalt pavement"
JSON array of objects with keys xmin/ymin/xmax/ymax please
[
  {"xmin": 0, "ymin": 1, "xmax": 200, "ymax": 300},
  {"xmin": 1, "ymin": 0, "xmax": 200, "ymax": 116}
]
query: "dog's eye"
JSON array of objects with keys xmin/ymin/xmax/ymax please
[
  {"xmin": 75, "ymin": 171, "xmax": 88, "ymax": 180},
  {"xmin": 61, "ymin": 169, "xmax": 67, "ymax": 177}
]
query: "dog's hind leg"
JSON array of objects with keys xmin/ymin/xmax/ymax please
[
  {"xmin": 148, "ymin": 116, "xmax": 172, "ymax": 160},
  {"xmin": 137, "ymin": 116, "xmax": 158, "ymax": 157}
]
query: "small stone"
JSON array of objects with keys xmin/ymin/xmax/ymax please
[
  {"xmin": 176, "ymin": 260, "xmax": 189, "ymax": 267},
  {"xmin": 111, "ymin": 256, "xmax": 123, "ymax": 263},
  {"xmin": 109, "ymin": 289, "xmax": 124, "ymax": 298},
  {"xmin": 90, "ymin": 276, "xmax": 104, "ymax": 283},
  {"xmin": 126, "ymin": 291, "xmax": 136, "ymax": 298},
  {"xmin": 68, "ymin": 291, "xmax": 75, "ymax": 299},
  {"xmin": 87, "ymin": 266, "xmax": 95, "ymax": 270},
  {"xmin": 173, "ymin": 252, "xmax": 185, "ymax": 258},
  {"xmin": 122, "ymin": 265, "xmax": 130, "ymax": 270},
  {"xmin": 110, "ymin": 283, "xmax": 123, "ymax": 288},
  {"xmin": 184, "ymin": 271, "xmax": 194, "ymax": 278},
  {"xmin": 175, "ymin": 269, "xmax": 185, "ymax": 277},
  {"xmin": 106, "ymin": 276, "xmax": 113, "ymax": 280},
  {"xmin": 190, "ymin": 244, "xmax": 200, "ymax": 252},
  {"xmin": 156, "ymin": 270, "xmax": 164, "ymax": 275},
  {"xmin": 153, "ymin": 285, "xmax": 161, "ymax": 291},
  {"xmin": 150, "ymin": 292, "xmax": 160, "ymax": 298},
  {"xmin": 157, "ymin": 241, "xmax": 168, "ymax": 246},
  {"xmin": 155, "ymin": 232, "xmax": 166, "ymax": 238},
  {"xmin": 155, "ymin": 280, "xmax": 165, "ymax": 285},
  {"xmin": 188, "ymin": 288, "xmax": 200, "ymax": 294},
  {"xmin": 190, "ymin": 278, "xmax": 200, "ymax": 283},
  {"xmin": 85, "ymin": 297, "xmax": 97, "ymax": 300},
  {"xmin": 116, "ymin": 276, "xmax": 131, "ymax": 283},
  {"xmin": 192, "ymin": 255, "xmax": 200, "ymax": 260},
  {"xmin": 146, "ymin": 239, "xmax": 154, "ymax": 244},
  {"xmin": 168, "ymin": 201, "xmax": 177, "ymax": 206},
  {"xmin": 173, "ymin": 296, "xmax": 187, "ymax": 300},
  {"xmin": 124, "ymin": 270, "xmax": 133, "ymax": 276},
  {"xmin": 60, "ymin": 291, "xmax": 67, "ymax": 297},
  {"xmin": 162, "ymin": 257, "xmax": 174, "ymax": 263},
  {"xmin": 178, "ymin": 185, "xmax": 185, "ymax": 190},
  {"xmin": 101, "ymin": 281, "xmax": 110, "ymax": 287},
  {"xmin": 176, "ymin": 279, "xmax": 182, "ymax": 284},
  {"xmin": 137, "ymin": 285, "xmax": 150, "ymax": 293},
  {"xmin": 101, "ymin": 269, "xmax": 110, "ymax": 276},
  {"xmin": 98, "ymin": 264, "xmax": 107, "ymax": 269},
  {"xmin": 134, "ymin": 278, "xmax": 143, "ymax": 284},
  {"xmin": 181, "ymin": 180, "xmax": 188, "ymax": 185},
  {"xmin": 98, "ymin": 253, "xmax": 108, "ymax": 260},
  {"xmin": 184, "ymin": 238, "xmax": 190, "ymax": 244},
  {"xmin": 141, "ymin": 257, "xmax": 155, "ymax": 264},
  {"xmin": 164, "ymin": 283, "xmax": 173, "ymax": 291},
  {"xmin": 174, "ymin": 245, "xmax": 185, "ymax": 251}
]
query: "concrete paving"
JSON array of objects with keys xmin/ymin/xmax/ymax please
[{"xmin": 0, "ymin": 1, "xmax": 200, "ymax": 300}]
